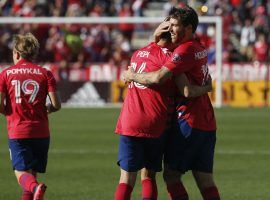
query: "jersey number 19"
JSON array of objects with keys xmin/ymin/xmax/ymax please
[{"xmin": 11, "ymin": 79, "xmax": 40, "ymax": 104}]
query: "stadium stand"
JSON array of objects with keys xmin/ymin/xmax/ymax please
[{"xmin": 0, "ymin": 0, "xmax": 269, "ymax": 66}]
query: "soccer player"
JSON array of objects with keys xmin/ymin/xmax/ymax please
[
  {"xmin": 114, "ymin": 26, "xmax": 212, "ymax": 199},
  {"xmin": 0, "ymin": 33, "xmax": 61, "ymax": 200},
  {"xmin": 123, "ymin": 6, "xmax": 221, "ymax": 200}
]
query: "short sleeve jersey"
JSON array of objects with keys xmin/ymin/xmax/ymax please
[
  {"xmin": 115, "ymin": 42, "xmax": 176, "ymax": 138},
  {"xmin": 164, "ymin": 39, "xmax": 216, "ymax": 131},
  {"xmin": 0, "ymin": 59, "xmax": 57, "ymax": 139}
]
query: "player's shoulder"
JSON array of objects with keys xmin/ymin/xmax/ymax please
[
  {"xmin": 174, "ymin": 41, "xmax": 196, "ymax": 54},
  {"xmin": 0, "ymin": 64, "xmax": 16, "ymax": 76},
  {"xmin": 29, "ymin": 63, "xmax": 53, "ymax": 74}
]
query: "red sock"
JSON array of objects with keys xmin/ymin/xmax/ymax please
[
  {"xmin": 114, "ymin": 183, "xmax": 133, "ymax": 200},
  {"xmin": 201, "ymin": 186, "xmax": 220, "ymax": 200},
  {"xmin": 19, "ymin": 173, "xmax": 38, "ymax": 193},
  {"xmin": 141, "ymin": 179, "xmax": 157, "ymax": 200},
  {"xmin": 167, "ymin": 182, "xmax": 189, "ymax": 200},
  {"xmin": 22, "ymin": 190, "xmax": 33, "ymax": 200}
]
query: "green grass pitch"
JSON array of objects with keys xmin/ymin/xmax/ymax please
[{"xmin": 0, "ymin": 107, "xmax": 269, "ymax": 199}]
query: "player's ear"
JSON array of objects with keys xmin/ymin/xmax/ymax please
[
  {"xmin": 15, "ymin": 51, "xmax": 20, "ymax": 60},
  {"xmin": 186, "ymin": 24, "xmax": 193, "ymax": 33}
]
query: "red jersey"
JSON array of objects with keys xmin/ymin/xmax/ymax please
[
  {"xmin": 254, "ymin": 40, "xmax": 268, "ymax": 62},
  {"xmin": 165, "ymin": 39, "xmax": 216, "ymax": 131},
  {"xmin": 115, "ymin": 42, "xmax": 176, "ymax": 138},
  {"xmin": 0, "ymin": 59, "xmax": 57, "ymax": 139}
]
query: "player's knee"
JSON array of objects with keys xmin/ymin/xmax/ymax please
[
  {"xmin": 120, "ymin": 170, "xmax": 137, "ymax": 187},
  {"xmin": 141, "ymin": 168, "xmax": 156, "ymax": 180},
  {"xmin": 193, "ymin": 171, "xmax": 216, "ymax": 190},
  {"xmin": 163, "ymin": 168, "xmax": 180, "ymax": 184},
  {"xmin": 198, "ymin": 179, "xmax": 216, "ymax": 190}
]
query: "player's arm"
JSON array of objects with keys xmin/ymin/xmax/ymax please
[
  {"xmin": 47, "ymin": 92, "xmax": 61, "ymax": 114},
  {"xmin": 46, "ymin": 69, "xmax": 61, "ymax": 114},
  {"xmin": 0, "ymin": 92, "xmax": 5, "ymax": 114},
  {"xmin": 123, "ymin": 66, "xmax": 172, "ymax": 85},
  {"xmin": 175, "ymin": 74, "xmax": 212, "ymax": 98}
]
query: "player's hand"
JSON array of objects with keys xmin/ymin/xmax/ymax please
[
  {"xmin": 183, "ymin": 85, "xmax": 190, "ymax": 98},
  {"xmin": 122, "ymin": 66, "xmax": 135, "ymax": 83},
  {"xmin": 46, "ymin": 103, "xmax": 52, "ymax": 114},
  {"xmin": 154, "ymin": 20, "xmax": 171, "ymax": 42}
]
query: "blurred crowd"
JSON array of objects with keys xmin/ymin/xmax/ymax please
[
  {"xmin": 203, "ymin": 0, "xmax": 270, "ymax": 63},
  {"xmin": 0, "ymin": 0, "xmax": 144, "ymax": 80},
  {"xmin": 0, "ymin": 0, "xmax": 269, "ymax": 78}
]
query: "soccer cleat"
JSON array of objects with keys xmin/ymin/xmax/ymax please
[{"xmin": 33, "ymin": 183, "xmax": 47, "ymax": 200}]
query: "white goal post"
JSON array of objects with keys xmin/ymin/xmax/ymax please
[{"xmin": 0, "ymin": 16, "xmax": 222, "ymax": 107}]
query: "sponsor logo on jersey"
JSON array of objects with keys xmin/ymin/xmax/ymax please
[
  {"xmin": 172, "ymin": 54, "xmax": 181, "ymax": 62},
  {"xmin": 195, "ymin": 49, "xmax": 207, "ymax": 60}
]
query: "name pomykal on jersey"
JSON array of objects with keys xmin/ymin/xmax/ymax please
[{"xmin": 6, "ymin": 68, "xmax": 43, "ymax": 76}]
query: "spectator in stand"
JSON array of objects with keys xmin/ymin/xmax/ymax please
[
  {"xmin": 132, "ymin": 0, "xmax": 147, "ymax": 17},
  {"xmin": 83, "ymin": 24, "xmax": 112, "ymax": 62},
  {"xmin": 118, "ymin": 2, "xmax": 134, "ymax": 42},
  {"xmin": 254, "ymin": 5, "xmax": 269, "ymax": 34},
  {"xmin": 254, "ymin": 33, "xmax": 269, "ymax": 63},
  {"xmin": 0, "ymin": 33, "xmax": 12, "ymax": 63},
  {"xmin": 240, "ymin": 19, "xmax": 256, "ymax": 61},
  {"xmin": 163, "ymin": 0, "xmax": 187, "ymax": 16}
]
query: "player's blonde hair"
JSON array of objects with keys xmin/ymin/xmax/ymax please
[{"xmin": 13, "ymin": 33, "xmax": 40, "ymax": 61}]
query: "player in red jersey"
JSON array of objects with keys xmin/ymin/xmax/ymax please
[
  {"xmin": 0, "ymin": 33, "xmax": 61, "ymax": 200},
  {"xmin": 114, "ymin": 28, "xmax": 212, "ymax": 199},
  {"xmin": 123, "ymin": 6, "xmax": 221, "ymax": 200}
]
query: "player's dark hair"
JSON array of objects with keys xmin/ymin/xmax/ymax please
[
  {"xmin": 169, "ymin": 6, "xmax": 199, "ymax": 33},
  {"xmin": 13, "ymin": 33, "xmax": 40, "ymax": 61},
  {"xmin": 160, "ymin": 31, "xmax": 172, "ymax": 42}
]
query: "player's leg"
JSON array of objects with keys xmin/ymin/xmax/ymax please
[
  {"xmin": 192, "ymin": 171, "xmax": 220, "ymax": 200},
  {"xmin": 31, "ymin": 172, "xmax": 46, "ymax": 200},
  {"xmin": 115, "ymin": 135, "xmax": 143, "ymax": 200},
  {"xmin": 16, "ymin": 170, "xmax": 46, "ymax": 200},
  {"xmin": 115, "ymin": 169, "xmax": 137, "ymax": 200},
  {"xmin": 163, "ymin": 165, "xmax": 188, "ymax": 200},
  {"xmin": 21, "ymin": 172, "xmax": 36, "ymax": 200},
  {"xmin": 32, "ymin": 138, "xmax": 50, "ymax": 200},
  {"xmin": 192, "ymin": 131, "xmax": 220, "ymax": 200},
  {"xmin": 15, "ymin": 170, "xmax": 37, "ymax": 200},
  {"xmin": 141, "ymin": 168, "xmax": 157, "ymax": 200},
  {"xmin": 141, "ymin": 131, "xmax": 168, "ymax": 200},
  {"xmin": 163, "ymin": 126, "xmax": 189, "ymax": 200},
  {"xmin": 9, "ymin": 139, "xmax": 39, "ymax": 198},
  {"xmin": 10, "ymin": 138, "xmax": 49, "ymax": 200},
  {"xmin": 22, "ymin": 188, "xmax": 33, "ymax": 200}
]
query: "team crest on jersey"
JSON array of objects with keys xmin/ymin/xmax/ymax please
[{"xmin": 172, "ymin": 54, "xmax": 181, "ymax": 62}]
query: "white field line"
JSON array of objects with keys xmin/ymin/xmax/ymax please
[
  {"xmin": 216, "ymin": 150, "xmax": 270, "ymax": 155},
  {"xmin": 0, "ymin": 149, "xmax": 270, "ymax": 155},
  {"xmin": 62, "ymin": 103, "xmax": 122, "ymax": 108}
]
